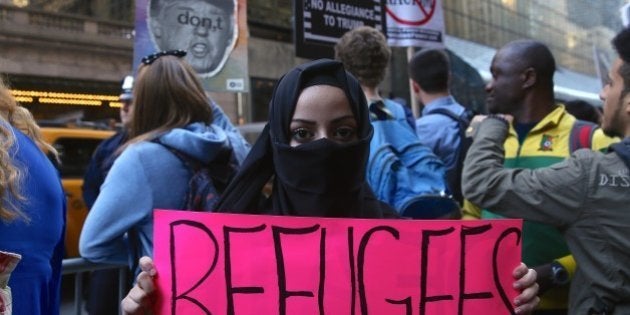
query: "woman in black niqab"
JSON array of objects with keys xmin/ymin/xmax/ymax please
[
  {"xmin": 216, "ymin": 59, "xmax": 394, "ymax": 218},
  {"xmin": 121, "ymin": 61, "xmax": 540, "ymax": 315}
]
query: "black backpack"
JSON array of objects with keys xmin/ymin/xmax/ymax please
[
  {"xmin": 425, "ymin": 108, "xmax": 474, "ymax": 205},
  {"xmin": 155, "ymin": 141, "xmax": 237, "ymax": 211}
]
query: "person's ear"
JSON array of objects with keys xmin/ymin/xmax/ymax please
[
  {"xmin": 623, "ymin": 92, "xmax": 630, "ymax": 115},
  {"xmin": 411, "ymin": 80, "xmax": 421, "ymax": 94},
  {"xmin": 522, "ymin": 67, "xmax": 536, "ymax": 89}
]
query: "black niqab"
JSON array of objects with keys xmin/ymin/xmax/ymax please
[{"xmin": 215, "ymin": 59, "xmax": 391, "ymax": 218}]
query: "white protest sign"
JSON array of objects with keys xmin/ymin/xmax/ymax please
[{"xmin": 385, "ymin": 0, "xmax": 446, "ymax": 48}]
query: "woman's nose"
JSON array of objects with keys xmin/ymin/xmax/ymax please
[{"xmin": 314, "ymin": 129, "xmax": 332, "ymax": 141}]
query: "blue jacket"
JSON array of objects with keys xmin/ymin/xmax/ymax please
[
  {"xmin": 0, "ymin": 126, "xmax": 66, "ymax": 315},
  {"xmin": 82, "ymin": 100, "xmax": 249, "ymax": 209},
  {"xmin": 79, "ymin": 122, "xmax": 250, "ymax": 268},
  {"xmin": 82, "ymin": 131, "xmax": 127, "ymax": 209},
  {"xmin": 416, "ymin": 96, "xmax": 467, "ymax": 171}
]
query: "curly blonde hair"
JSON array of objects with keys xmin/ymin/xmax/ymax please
[{"xmin": 0, "ymin": 77, "xmax": 58, "ymax": 222}]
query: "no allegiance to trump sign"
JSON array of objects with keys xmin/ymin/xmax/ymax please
[{"xmin": 294, "ymin": 0, "xmax": 386, "ymax": 59}]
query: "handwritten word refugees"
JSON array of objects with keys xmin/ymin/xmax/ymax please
[{"xmin": 153, "ymin": 211, "xmax": 522, "ymax": 315}]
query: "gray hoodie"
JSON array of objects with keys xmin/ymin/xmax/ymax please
[{"xmin": 462, "ymin": 118, "xmax": 630, "ymax": 314}]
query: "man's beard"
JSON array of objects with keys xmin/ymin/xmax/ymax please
[{"xmin": 602, "ymin": 100, "xmax": 624, "ymax": 138}]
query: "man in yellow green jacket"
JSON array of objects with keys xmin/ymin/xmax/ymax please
[{"xmin": 461, "ymin": 39, "xmax": 617, "ymax": 313}]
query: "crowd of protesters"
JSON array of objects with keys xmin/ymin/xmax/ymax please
[{"xmin": 1, "ymin": 19, "xmax": 629, "ymax": 315}]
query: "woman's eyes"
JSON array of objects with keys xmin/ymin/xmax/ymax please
[
  {"xmin": 290, "ymin": 128, "xmax": 313, "ymax": 143},
  {"xmin": 289, "ymin": 126, "xmax": 357, "ymax": 144},
  {"xmin": 333, "ymin": 126, "xmax": 357, "ymax": 141}
]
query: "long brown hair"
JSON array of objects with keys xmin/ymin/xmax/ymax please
[
  {"xmin": 0, "ymin": 77, "xmax": 57, "ymax": 222},
  {"xmin": 125, "ymin": 55, "xmax": 213, "ymax": 147}
]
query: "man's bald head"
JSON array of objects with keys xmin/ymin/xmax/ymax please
[
  {"xmin": 499, "ymin": 39, "xmax": 556, "ymax": 89},
  {"xmin": 486, "ymin": 39, "xmax": 557, "ymax": 117}
]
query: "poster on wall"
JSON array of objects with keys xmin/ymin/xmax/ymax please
[
  {"xmin": 134, "ymin": 0, "xmax": 249, "ymax": 92},
  {"xmin": 294, "ymin": 0, "xmax": 386, "ymax": 59},
  {"xmin": 385, "ymin": 0, "xmax": 445, "ymax": 48}
]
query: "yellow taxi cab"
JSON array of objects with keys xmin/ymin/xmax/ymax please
[{"xmin": 41, "ymin": 126, "xmax": 115, "ymax": 257}]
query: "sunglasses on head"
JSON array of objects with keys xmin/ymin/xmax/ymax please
[{"xmin": 140, "ymin": 50, "xmax": 187, "ymax": 65}]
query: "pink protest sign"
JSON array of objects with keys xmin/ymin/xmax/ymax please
[{"xmin": 153, "ymin": 210, "xmax": 522, "ymax": 315}]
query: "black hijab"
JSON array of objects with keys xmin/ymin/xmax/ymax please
[{"xmin": 215, "ymin": 59, "xmax": 392, "ymax": 218}]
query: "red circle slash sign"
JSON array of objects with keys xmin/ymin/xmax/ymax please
[{"xmin": 386, "ymin": 0, "xmax": 436, "ymax": 26}]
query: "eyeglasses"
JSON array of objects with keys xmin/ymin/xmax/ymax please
[{"xmin": 140, "ymin": 50, "xmax": 187, "ymax": 65}]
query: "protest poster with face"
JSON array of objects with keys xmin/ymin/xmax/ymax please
[
  {"xmin": 386, "ymin": 0, "xmax": 446, "ymax": 48},
  {"xmin": 134, "ymin": 0, "xmax": 249, "ymax": 92}
]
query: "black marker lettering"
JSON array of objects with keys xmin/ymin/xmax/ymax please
[
  {"xmin": 170, "ymin": 220, "xmax": 218, "ymax": 315},
  {"xmin": 458, "ymin": 224, "xmax": 493, "ymax": 315},
  {"xmin": 272, "ymin": 225, "xmax": 324, "ymax": 315},
  {"xmin": 358, "ymin": 226, "xmax": 400, "ymax": 315},
  {"xmin": 348, "ymin": 227, "xmax": 356, "ymax": 315},
  {"xmin": 318, "ymin": 228, "xmax": 326, "ymax": 315},
  {"xmin": 419, "ymin": 227, "xmax": 455, "ymax": 315},
  {"xmin": 385, "ymin": 297, "xmax": 412, "ymax": 315},
  {"xmin": 492, "ymin": 227, "xmax": 522, "ymax": 315},
  {"xmin": 224, "ymin": 224, "xmax": 267, "ymax": 315}
]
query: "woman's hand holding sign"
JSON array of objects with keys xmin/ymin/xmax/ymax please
[{"xmin": 121, "ymin": 256, "xmax": 157, "ymax": 315}]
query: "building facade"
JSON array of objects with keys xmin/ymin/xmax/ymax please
[{"xmin": 0, "ymin": 0, "xmax": 625, "ymax": 125}]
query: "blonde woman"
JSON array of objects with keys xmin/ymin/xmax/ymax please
[{"xmin": 0, "ymin": 78, "xmax": 66, "ymax": 315}]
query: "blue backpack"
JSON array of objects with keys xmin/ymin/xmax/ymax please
[{"xmin": 367, "ymin": 101, "xmax": 461, "ymax": 219}]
